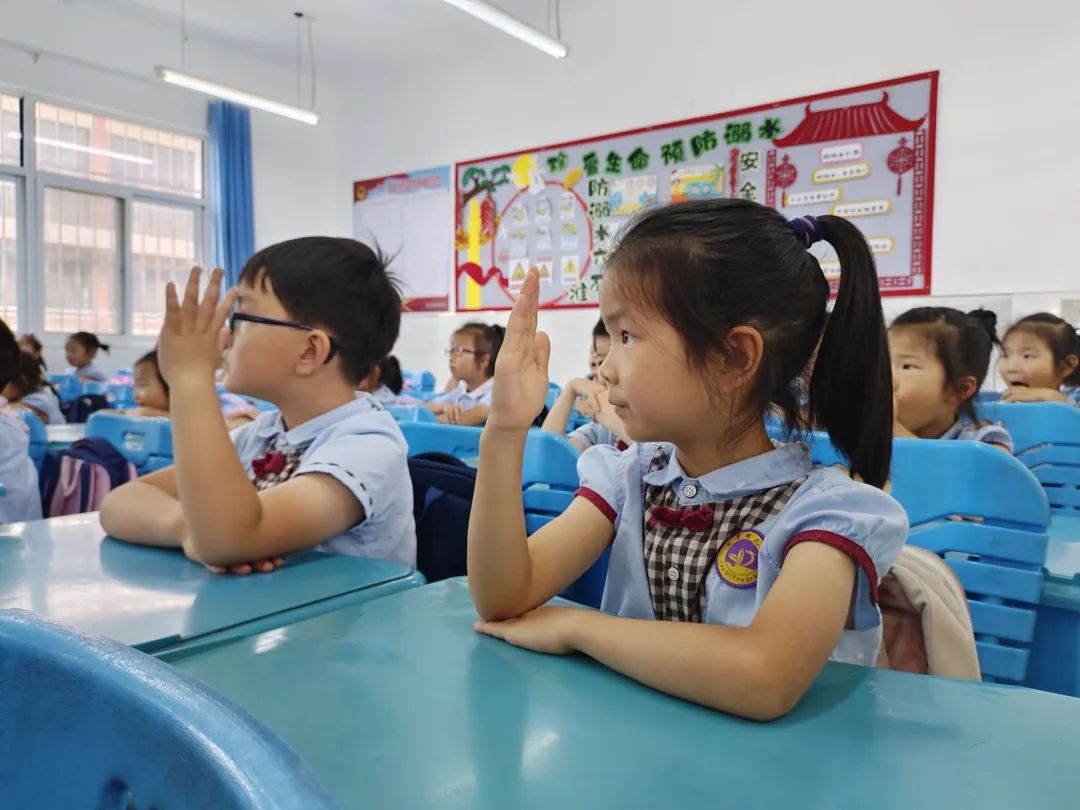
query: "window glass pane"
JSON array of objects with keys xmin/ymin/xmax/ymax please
[
  {"xmin": 34, "ymin": 102, "xmax": 202, "ymax": 198},
  {"xmin": 131, "ymin": 201, "xmax": 198, "ymax": 336},
  {"xmin": 0, "ymin": 178, "xmax": 17, "ymax": 329},
  {"xmin": 0, "ymin": 94, "xmax": 21, "ymax": 167},
  {"xmin": 43, "ymin": 187, "xmax": 120, "ymax": 334}
]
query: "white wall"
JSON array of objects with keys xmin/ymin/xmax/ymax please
[
  {"xmin": 0, "ymin": 0, "xmax": 349, "ymax": 373},
  {"xmin": 335, "ymin": 0, "xmax": 1080, "ymax": 388}
]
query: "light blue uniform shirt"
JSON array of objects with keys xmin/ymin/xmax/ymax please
[
  {"xmin": 69, "ymin": 364, "xmax": 108, "ymax": 383},
  {"xmin": 1064, "ymin": 387, "xmax": 1080, "ymax": 408},
  {"xmin": 21, "ymin": 389, "xmax": 65, "ymax": 425},
  {"xmin": 230, "ymin": 396, "xmax": 416, "ymax": 565},
  {"xmin": 939, "ymin": 420, "xmax": 1013, "ymax": 452},
  {"xmin": 568, "ymin": 421, "xmax": 626, "ymax": 451},
  {"xmin": 577, "ymin": 441, "xmax": 908, "ymax": 667},
  {"xmin": 0, "ymin": 409, "xmax": 41, "ymax": 525},
  {"xmin": 439, "ymin": 378, "xmax": 493, "ymax": 409}
]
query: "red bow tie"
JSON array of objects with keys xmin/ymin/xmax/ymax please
[
  {"xmin": 648, "ymin": 505, "xmax": 715, "ymax": 533},
  {"xmin": 252, "ymin": 451, "xmax": 288, "ymax": 480}
]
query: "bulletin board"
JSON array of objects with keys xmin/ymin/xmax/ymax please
[
  {"xmin": 354, "ymin": 166, "xmax": 452, "ymax": 312},
  {"xmin": 454, "ymin": 72, "xmax": 938, "ymax": 311}
]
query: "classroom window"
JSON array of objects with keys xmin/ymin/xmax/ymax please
[
  {"xmin": 0, "ymin": 94, "xmax": 21, "ymax": 167},
  {"xmin": 34, "ymin": 102, "xmax": 203, "ymax": 199},
  {"xmin": 0, "ymin": 179, "xmax": 17, "ymax": 329},
  {"xmin": 130, "ymin": 201, "xmax": 198, "ymax": 336},
  {"xmin": 42, "ymin": 187, "xmax": 121, "ymax": 334}
]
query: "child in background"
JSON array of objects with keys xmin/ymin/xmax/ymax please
[
  {"xmin": 3, "ymin": 352, "xmax": 64, "ymax": 424},
  {"xmin": 543, "ymin": 318, "xmax": 629, "ymax": 450},
  {"xmin": 358, "ymin": 355, "xmax": 404, "ymax": 405},
  {"xmin": 65, "ymin": 332, "xmax": 110, "ymax": 382},
  {"xmin": 127, "ymin": 350, "xmax": 171, "ymax": 418},
  {"xmin": 468, "ymin": 202, "xmax": 906, "ymax": 720},
  {"xmin": 588, "ymin": 318, "xmax": 611, "ymax": 380},
  {"xmin": 426, "ymin": 323, "xmax": 504, "ymax": 425},
  {"xmin": 999, "ymin": 313, "xmax": 1080, "ymax": 406},
  {"xmin": 18, "ymin": 334, "xmax": 45, "ymax": 369},
  {"xmin": 890, "ymin": 308, "xmax": 1012, "ymax": 450},
  {"xmin": 101, "ymin": 237, "xmax": 416, "ymax": 572},
  {"xmin": 0, "ymin": 320, "xmax": 42, "ymax": 524}
]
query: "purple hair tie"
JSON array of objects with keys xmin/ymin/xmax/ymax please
[{"xmin": 789, "ymin": 216, "xmax": 822, "ymax": 249}]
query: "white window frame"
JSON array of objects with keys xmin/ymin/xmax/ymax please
[{"xmin": 0, "ymin": 86, "xmax": 210, "ymax": 349}]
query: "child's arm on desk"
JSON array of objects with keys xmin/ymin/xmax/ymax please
[{"xmin": 100, "ymin": 467, "xmax": 186, "ymax": 547}]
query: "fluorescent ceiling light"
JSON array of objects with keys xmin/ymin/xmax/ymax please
[
  {"xmin": 157, "ymin": 67, "xmax": 320, "ymax": 125},
  {"xmin": 34, "ymin": 135, "xmax": 153, "ymax": 165},
  {"xmin": 442, "ymin": 0, "xmax": 568, "ymax": 58}
]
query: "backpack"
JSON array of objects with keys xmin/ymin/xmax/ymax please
[
  {"xmin": 62, "ymin": 394, "xmax": 110, "ymax": 425},
  {"xmin": 42, "ymin": 437, "xmax": 138, "ymax": 516},
  {"xmin": 408, "ymin": 452, "xmax": 476, "ymax": 583}
]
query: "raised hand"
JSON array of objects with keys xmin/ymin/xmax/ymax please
[
  {"xmin": 158, "ymin": 267, "xmax": 237, "ymax": 385},
  {"xmin": 488, "ymin": 269, "xmax": 551, "ymax": 433}
]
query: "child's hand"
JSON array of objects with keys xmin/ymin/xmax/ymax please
[
  {"xmin": 1002, "ymin": 387, "xmax": 1066, "ymax": 403},
  {"xmin": 158, "ymin": 266, "xmax": 237, "ymax": 386},
  {"xmin": 489, "ymin": 269, "xmax": 550, "ymax": 433},
  {"xmin": 439, "ymin": 404, "xmax": 466, "ymax": 424},
  {"xmin": 206, "ymin": 557, "xmax": 286, "ymax": 576},
  {"xmin": 568, "ymin": 378, "xmax": 603, "ymax": 418},
  {"xmin": 474, "ymin": 605, "xmax": 584, "ymax": 655}
]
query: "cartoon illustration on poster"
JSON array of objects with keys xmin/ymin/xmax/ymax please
[{"xmin": 455, "ymin": 73, "xmax": 937, "ymax": 310}]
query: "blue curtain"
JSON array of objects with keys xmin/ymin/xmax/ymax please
[{"xmin": 208, "ymin": 101, "xmax": 254, "ymax": 288}]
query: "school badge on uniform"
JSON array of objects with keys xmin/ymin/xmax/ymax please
[{"xmin": 715, "ymin": 529, "xmax": 764, "ymax": 589}]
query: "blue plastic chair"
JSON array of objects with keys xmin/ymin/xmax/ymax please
[
  {"xmin": 790, "ymin": 430, "xmax": 1050, "ymax": 682},
  {"xmin": 17, "ymin": 410, "xmax": 47, "ymax": 472},
  {"xmin": 86, "ymin": 412, "xmax": 174, "ymax": 473},
  {"xmin": 977, "ymin": 390, "xmax": 1003, "ymax": 403},
  {"xmin": 48, "ymin": 373, "xmax": 82, "ymax": 403},
  {"xmin": 979, "ymin": 401, "xmax": 1080, "ymax": 515},
  {"xmin": 402, "ymin": 369, "xmax": 437, "ymax": 393},
  {"xmin": 107, "ymin": 383, "xmax": 136, "ymax": 409},
  {"xmin": 545, "ymin": 382, "xmax": 562, "ymax": 412},
  {"xmin": 0, "ymin": 609, "xmax": 337, "ymax": 809},
  {"xmin": 81, "ymin": 380, "xmax": 109, "ymax": 396},
  {"xmin": 385, "ymin": 404, "xmax": 438, "ymax": 423}
]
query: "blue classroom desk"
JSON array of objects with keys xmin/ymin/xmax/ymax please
[
  {"xmin": 0, "ymin": 514, "xmax": 423, "ymax": 654},
  {"xmin": 1025, "ymin": 515, "xmax": 1080, "ymax": 696},
  {"xmin": 164, "ymin": 578, "xmax": 1080, "ymax": 810},
  {"xmin": 45, "ymin": 422, "xmax": 85, "ymax": 451}
]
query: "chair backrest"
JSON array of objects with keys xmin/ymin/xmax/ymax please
[
  {"xmin": 793, "ymin": 431, "xmax": 1050, "ymax": 683},
  {"xmin": 107, "ymin": 383, "xmax": 136, "ymax": 409},
  {"xmin": 18, "ymin": 410, "xmax": 46, "ymax": 470},
  {"xmin": 402, "ymin": 369, "xmax": 437, "ymax": 393},
  {"xmin": 979, "ymin": 401, "xmax": 1080, "ymax": 515},
  {"xmin": 48, "ymin": 373, "xmax": 82, "ymax": 403},
  {"xmin": 977, "ymin": 390, "xmax": 1002, "ymax": 403},
  {"xmin": 545, "ymin": 382, "xmax": 562, "ymax": 411},
  {"xmin": 385, "ymin": 404, "xmax": 438, "ymax": 423},
  {"xmin": 87, "ymin": 412, "xmax": 173, "ymax": 471},
  {"xmin": 0, "ymin": 610, "xmax": 337, "ymax": 809}
]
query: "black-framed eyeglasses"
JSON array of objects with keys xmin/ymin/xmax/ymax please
[{"xmin": 228, "ymin": 312, "xmax": 342, "ymax": 364}]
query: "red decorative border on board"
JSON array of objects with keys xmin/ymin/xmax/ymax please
[
  {"xmin": 454, "ymin": 72, "xmax": 938, "ymax": 311},
  {"xmin": 765, "ymin": 149, "xmax": 777, "ymax": 209}
]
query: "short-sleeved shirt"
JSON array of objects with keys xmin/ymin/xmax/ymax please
[
  {"xmin": 229, "ymin": 396, "xmax": 416, "ymax": 565},
  {"xmin": 69, "ymin": 364, "xmax": 108, "ymax": 383},
  {"xmin": 576, "ymin": 441, "xmax": 908, "ymax": 666},
  {"xmin": 439, "ymin": 378, "xmax": 493, "ymax": 410},
  {"xmin": 1063, "ymin": 388, "xmax": 1080, "ymax": 408},
  {"xmin": 370, "ymin": 385, "xmax": 399, "ymax": 406},
  {"xmin": 939, "ymin": 420, "xmax": 1013, "ymax": 452},
  {"xmin": 0, "ymin": 405, "xmax": 41, "ymax": 525},
  {"xmin": 21, "ymin": 389, "xmax": 65, "ymax": 425},
  {"xmin": 568, "ymin": 421, "xmax": 628, "ymax": 451}
]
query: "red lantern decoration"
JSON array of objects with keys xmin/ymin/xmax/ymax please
[
  {"xmin": 773, "ymin": 154, "xmax": 797, "ymax": 207},
  {"xmin": 887, "ymin": 137, "xmax": 916, "ymax": 196}
]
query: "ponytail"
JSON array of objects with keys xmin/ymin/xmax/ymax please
[
  {"xmin": 380, "ymin": 355, "xmax": 404, "ymax": 395},
  {"xmin": 807, "ymin": 216, "xmax": 893, "ymax": 489},
  {"xmin": 69, "ymin": 331, "xmax": 110, "ymax": 355}
]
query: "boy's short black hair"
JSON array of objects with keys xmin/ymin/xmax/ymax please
[
  {"xmin": 0, "ymin": 319, "xmax": 18, "ymax": 390},
  {"xmin": 239, "ymin": 237, "xmax": 401, "ymax": 383}
]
